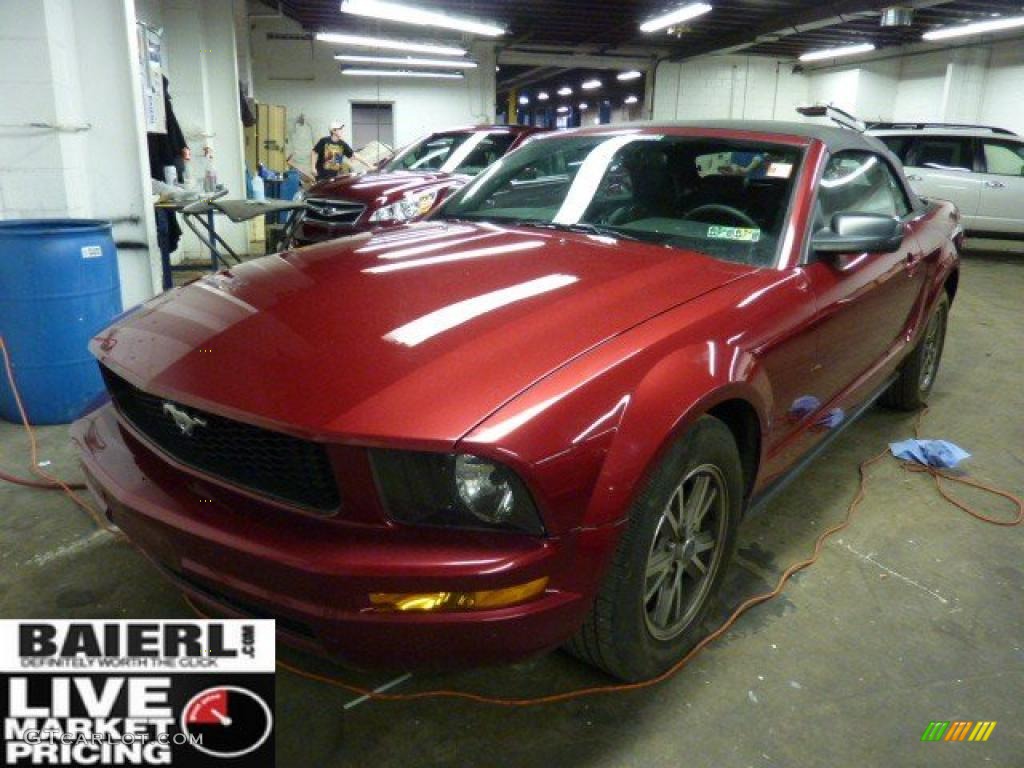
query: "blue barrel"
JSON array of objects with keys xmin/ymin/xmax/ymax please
[{"xmin": 0, "ymin": 219, "xmax": 122, "ymax": 425}]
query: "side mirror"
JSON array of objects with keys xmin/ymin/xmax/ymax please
[{"xmin": 812, "ymin": 212, "xmax": 904, "ymax": 255}]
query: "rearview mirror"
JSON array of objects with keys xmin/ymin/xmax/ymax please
[{"xmin": 812, "ymin": 212, "xmax": 904, "ymax": 255}]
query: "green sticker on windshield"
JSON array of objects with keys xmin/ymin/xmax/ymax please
[{"xmin": 707, "ymin": 225, "xmax": 761, "ymax": 242}]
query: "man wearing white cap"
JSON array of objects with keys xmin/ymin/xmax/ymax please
[{"xmin": 311, "ymin": 121, "xmax": 354, "ymax": 181}]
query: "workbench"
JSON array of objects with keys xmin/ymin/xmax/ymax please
[{"xmin": 158, "ymin": 192, "xmax": 305, "ymax": 285}]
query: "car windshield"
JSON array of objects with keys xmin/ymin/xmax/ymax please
[
  {"xmin": 384, "ymin": 131, "xmax": 518, "ymax": 176},
  {"xmin": 437, "ymin": 133, "xmax": 804, "ymax": 266}
]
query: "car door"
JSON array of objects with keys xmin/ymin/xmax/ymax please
[
  {"xmin": 901, "ymin": 135, "xmax": 983, "ymax": 227},
  {"xmin": 803, "ymin": 150, "xmax": 927, "ymax": 411},
  {"xmin": 974, "ymin": 138, "xmax": 1024, "ymax": 236}
]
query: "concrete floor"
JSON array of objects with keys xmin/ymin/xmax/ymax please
[{"xmin": 2, "ymin": 252, "xmax": 1022, "ymax": 767}]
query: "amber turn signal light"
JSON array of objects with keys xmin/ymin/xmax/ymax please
[{"xmin": 369, "ymin": 577, "xmax": 548, "ymax": 612}]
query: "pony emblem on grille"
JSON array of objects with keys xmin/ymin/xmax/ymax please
[{"xmin": 162, "ymin": 402, "xmax": 207, "ymax": 436}]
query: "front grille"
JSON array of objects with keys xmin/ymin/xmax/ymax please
[
  {"xmin": 304, "ymin": 197, "xmax": 366, "ymax": 224},
  {"xmin": 101, "ymin": 367, "xmax": 340, "ymax": 513}
]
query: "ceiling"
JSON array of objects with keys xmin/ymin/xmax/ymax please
[{"xmin": 264, "ymin": 0, "xmax": 1024, "ymax": 95}]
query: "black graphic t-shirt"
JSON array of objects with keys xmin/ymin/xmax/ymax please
[{"xmin": 314, "ymin": 137, "xmax": 354, "ymax": 179}]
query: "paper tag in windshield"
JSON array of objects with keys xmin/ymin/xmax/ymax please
[
  {"xmin": 707, "ymin": 225, "xmax": 761, "ymax": 242},
  {"xmin": 766, "ymin": 162, "xmax": 793, "ymax": 179}
]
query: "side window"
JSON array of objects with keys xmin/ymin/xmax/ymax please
[
  {"xmin": 981, "ymin": 141, "xmax": 1024, "ymax": 177},
  {"xmin": 877, "ymin": 135, "xmax": 911, "ymax": 162},
  {"xmin": 454, "ymin": 133, "xmax": 517, "ymax": 175},
  {"xmin": 819, "ymin": 151, "xmax": 910, "ymax": 223},
  {"xmin": 904, "ymin": 137, "xmax": 973, "ymax": 171}
]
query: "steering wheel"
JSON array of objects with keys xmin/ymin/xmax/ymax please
[{"xmin": 682, "ymin": 204, "xmax": 758, "ymax": 228}]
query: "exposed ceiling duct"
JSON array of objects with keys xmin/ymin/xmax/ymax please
[{"xmin": 880, "ymin": 6, "xmax": 915, "ymax": 26}]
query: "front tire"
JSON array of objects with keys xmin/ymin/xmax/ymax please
[
  {"xmin": 566, "ymin": 416, "xmax": 743, "ymax": 681},
  {"xmin": 882, "ymin": 294, "xmax": 949, "ymax": 411}
]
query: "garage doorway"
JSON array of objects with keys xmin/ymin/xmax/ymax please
[{"xmin": 351, "ymin": 103, "xmax": 394, "ymax": 150}]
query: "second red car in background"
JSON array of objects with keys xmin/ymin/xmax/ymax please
[{"xmin": 291, "ymin": 124, "xmax": 544, "ymax": 245}]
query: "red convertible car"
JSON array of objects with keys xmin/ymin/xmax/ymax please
[
  {"xmin": 74, "ymin": 121, "xmax": 960, "ymax": 681},
  {"xmin": 291, "ymin": 124, "xmax": 544, "ymax": 245}
]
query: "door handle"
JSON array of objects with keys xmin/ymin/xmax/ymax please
[
  {"xmin": 906, "ymin": 174, "xmax": 923, "ymax": 182},
  {"xmin": 984, "ymin": 180, "xmax": 1006, "ymax": 189}
]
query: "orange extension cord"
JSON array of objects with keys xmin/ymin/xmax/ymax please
[
  {"xmin": 0, "ymin": 336, "xmax": 116, "ymax": 535},
  {"xmin": 2, "ymin": 333, "xmax": 1021, "ymax": 706}
]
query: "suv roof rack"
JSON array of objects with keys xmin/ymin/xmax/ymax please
[
  {"xmin": 866, "ymin": 122, "xmax": 1018, "ymax": 136},
  {"xmin": 796, "ymin": 104, "xmax": 866, "ymax": 133}
]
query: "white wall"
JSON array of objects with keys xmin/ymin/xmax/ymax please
[
  {"xmin": 651, "ymin": 39, "xmax": 1024, "ymax": 137},
  {"xmin": 856, "ymin": 60, "xmax": 901, "ymax": 123},
  {"xmin": 0, "ymin": 0, "xmax": 160, "ymax": 307},
  {"xmin": 250, "ymin": 14, "xmax": 496, "ymax": 176},
  {"xmin": 805, "ymin": 39, "xmax": 1024, "ymax": 134},
  {"xmin": 807, "ymin": 68, "xmax": 859, "ymax": 116},
  {"xmin": 979, "ymin": 40, "xmax": 1024, "ymax": 134},
  {"xmin": 73, "ymin": 0, "xmax": 162, "ymax": 306},
  {"xmin": 652, "ymin": 55, "xmax": 808, "ymax": 122}
]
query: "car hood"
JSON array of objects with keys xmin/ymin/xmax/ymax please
[
  {"xmin": 93, "ymin": 221, "xmax": 753, "ymax": 445},
  {"xmin": 308, "ymin": 170, "xmax": 465, "ymax": 205}
]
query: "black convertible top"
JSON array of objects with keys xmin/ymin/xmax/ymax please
[{"xmin": 574, "ymin": 119, "xmax": 891, "ymax": 154}]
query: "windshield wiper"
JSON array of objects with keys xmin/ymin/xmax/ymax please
[
  {"xmin": 540, "ymin": 222, "xmax": 642, "ymax": 242},
  {"xmin": 434, "ymin": 216, "xmax": 641, "ymax": 242}
]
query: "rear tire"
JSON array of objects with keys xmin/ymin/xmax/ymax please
[
  {"xmin": 565, "ymin": 416, "xmax": 743, "ymax": 682},
  {"xmin": 881, "ymin": 294, "xmax": 949, "ymax": 411}
]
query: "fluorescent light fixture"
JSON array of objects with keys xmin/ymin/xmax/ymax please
[
  {"xmin": 340, "ymin": 68, "xmax": 464, "ymax": 79},
  {"xmin": 557, "ymin": 86, "xmax": 573, "ymax": 96},
  {"xmin": 315, "ymin": 32, "xmax": 466, "ymax": 56},
  {"xmin": 581, "ymin": 79, "xmax": 602, "ymax": 90},
  {"xmin": 537, "ymin": 91, "xmax": 549, "ymax": 101},
  {"xmin": 579, "ymin": 102, "xmax": 588, "ymax": 110},
  {"xmin": 556, "ymin": 105, "xmax": 569, "ymax": 113},
  {"xmin": 334, "ymin": 54, "xmax": 477, "ymax": 68},
  {"xmin": 624, "ymin": 94, "xmax": 639, "ymax": 104},
  {"xmin": 340, "ymin": 0, "xmax": 505, "ymax": 36},
  {"xmin": 640, "ymin": 3, "xmax": 712, "ymax": 33},
  {"xmin": 799, "ymin": 42, "xmax": 875, "ymax": 62},
  {"xmin": 518, "ymin": 95, "xmax": 529, "ymax": 105},
  {"xmin": 617, "ymin": 70, "xmax": 642, "ymax": 81},
  {"xmin": 923, "ymin": 14, "xmax": 1024, "ymax": 41}
]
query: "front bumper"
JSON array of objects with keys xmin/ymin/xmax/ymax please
[{"xmin": 72, "ymin": 404, "xmax": 621, "ymax": 669}]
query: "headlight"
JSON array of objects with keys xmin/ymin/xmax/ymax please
[
  {"xmin": 368, "ymin": 190, "xmax": 438, "ymax": 223},
  {"xmin": 369, "ymin": 450, "xmax": 544, "ymax": 535}
]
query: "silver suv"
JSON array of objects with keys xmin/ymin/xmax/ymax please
[{"xmin": 867, "ymin": 123, "xmax": 1024, "ymax": 241}]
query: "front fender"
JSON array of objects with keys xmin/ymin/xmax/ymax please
[
  {"xmin": 584, "ymin": 342, "xmax": 770, "ymax": 529},
  {"xmin": 460, "ymin": 331, "xmax": 771, "ymax": 534}
]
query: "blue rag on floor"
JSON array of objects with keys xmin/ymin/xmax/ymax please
[{"xmin": 889, "ymin": 439, "xmax": 970, "ymax": 469}]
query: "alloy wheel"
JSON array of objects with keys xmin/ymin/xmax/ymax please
[
  {"xmin": 643, "ymin": 464, "xmax": 728, "ymax": 641},
  {"xmin": 919, "ymin": 305, "xmax": 945, "ymax": 391}
]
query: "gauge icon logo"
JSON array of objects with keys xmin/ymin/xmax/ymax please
[{"xmin": 182, "ymin": 685, "xmax": 273, "ymax": 759}]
